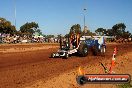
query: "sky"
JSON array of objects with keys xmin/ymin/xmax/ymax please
[{"xmin": 0, "ymin": 0, "xmax": 132, "ymax": 35}]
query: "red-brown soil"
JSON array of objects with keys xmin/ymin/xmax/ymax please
[{"xmin": 0, "ymin": 43, "xmax": 132, "ymax": 88}]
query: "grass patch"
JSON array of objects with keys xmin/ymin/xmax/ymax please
[{"xmin": 117, "ymin": 82, "xmax": 132, "ymax": 88}]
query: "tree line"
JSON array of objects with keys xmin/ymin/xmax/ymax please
[
  {"xmin": 67, "ymin": 23, "xmax": 131, "ymax": 39},
  {"xmin": 67, "ymin": 24, "xmax": 96, "ymax": 37},
  {"xmin": 95, "ymin": 23, "xmax": 131, "ymax": 39},
  {"xmin": 0, "ymin": 17, "xmax": 59, "ymax": 38},
  {"xmin": 0, "ymin": 17, "xmax": 42, "ymax": 37},
  {"xmin": 0, "ymin": 17, "xmax": 131, "ymax": 39},
  {"xmin": 0, "ymin": 18, "xmax": 16, "ymax": 34}
]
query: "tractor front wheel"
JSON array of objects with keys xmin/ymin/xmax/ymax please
[
  {"xmin": 63, "ymin": 52, "xmax": 69, "ymax": 59},
  {"xmin": 78, "ymin": 43, "xmax": 88, "ymax": 57},
  {"xmin": 51, "ymin": 53, "xmax": 55, "ymax": 58}
]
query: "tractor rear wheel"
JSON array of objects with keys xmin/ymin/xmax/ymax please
[{"xmin": 78, "ymin": 43, "xmax": 88, "ymax": 57}]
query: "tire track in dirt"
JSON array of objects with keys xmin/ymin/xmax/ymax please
[{"xmin": 0, "ymin": 43, "xmax": 131, "ymax": 88}]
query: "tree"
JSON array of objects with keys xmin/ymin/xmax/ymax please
[
  {"xmin": 35, "ymin": 29, "xmax": 42, "ymax": 35},
  {"xmin": 0, "ymin": 17, "xmax": 16, "ymax": 34},
  {"xmin": 64, "ymin": 34, "xmax": 69, "ymax": 38},
  {"xmin": 117, "ymin": 23, "xmax": 126, "ymax": 32},
  {"xmin": 122, "ymin": 31, "xmax": 131, "ymax": 39},
  {"xmin": 20, "ymin": 22, "xmax": 39, "ymax": 35},
  {"xmin": 95, "ymin": 28, "xmax": 106, "ymax": 36},
  {"xmin": 82, "ymin": 29, "xmax": 94, "ymax": 36},
  {"xmin": 106, "ymin": 29, "xmax": 113, "ymax": 36},
  {"xmin": 112, "ymin": 23, "xmax": 126, "ymax": 39},
  {"xmin": 69, "ymin": 24, "xmax": 82, "ymax": 36},
  {"xmin": 46, "ymin": 35, "xmax": 54, "ymax": 38}
]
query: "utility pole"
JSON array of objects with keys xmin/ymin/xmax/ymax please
[
  {"xmin": 83, "ymin": 8, "xmax": 87, "ymax": 35},
  {"xmin": 14, "ymin": 0, "xmax": 16, "ymax": 28},
  {"xmin": 83, "ymin": 8, "xmax": 86, "ymax": 30}
]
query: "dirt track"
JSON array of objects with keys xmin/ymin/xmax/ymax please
[{"xmin": 0, "ymin": 43, "xmax": 132, "ymax": 88}]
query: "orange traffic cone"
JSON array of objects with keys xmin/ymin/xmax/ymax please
[
  {"xmin": 78, "ymin": 66, "xmax": 85, "ymax": 75},
  {"xmin": 109, "ymin": 47, "xmax": 117, "ymax": 74}
]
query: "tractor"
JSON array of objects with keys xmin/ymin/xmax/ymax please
[{"xmin": 51, "ymin": 32, "xmax": 106, "ymax": 59}]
